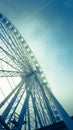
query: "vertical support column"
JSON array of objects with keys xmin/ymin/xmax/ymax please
[
  {"xmin": 1, "ymin": 80, "xmax": 24, "ymax": 120},
  {"xmin": 47, "ymin": 88, "xmax": 73, "ymax": 130},
  {"xmin": 35, "ymin": 74, "xmax": 56, "ymax": 124},
  {"xmin": 31, "ymin": 93, "xmax": 43, "ymax": 128},
  {"xmin": 16, "ymin": 91, "xmax": 30, "ymax": 130},
  {"xmin": 28, "ymin": 102, "xmax": 31, "ymax": 130}
]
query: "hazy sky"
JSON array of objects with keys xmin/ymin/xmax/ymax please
[{"xmin": 0, "ymin": 0, "xmax": 73, "ymax": 116}]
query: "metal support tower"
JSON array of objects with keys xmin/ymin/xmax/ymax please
[{"xmin": 0, "ymin": 13, "xmax": 73, "ymax": 130}]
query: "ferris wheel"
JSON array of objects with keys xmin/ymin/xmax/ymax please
[{"xmin": 0, "ymin": 13, "xmax": 73, "ymax": 130}]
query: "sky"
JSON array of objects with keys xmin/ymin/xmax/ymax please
[{"xmin": 0, "ymin": 0, "xmax": 73, "ymax": 116}]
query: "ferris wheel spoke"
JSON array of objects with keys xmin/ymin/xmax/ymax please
[{"xmin": 0, "ymin": 70, "xmax": 24, "ymax": 77}]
